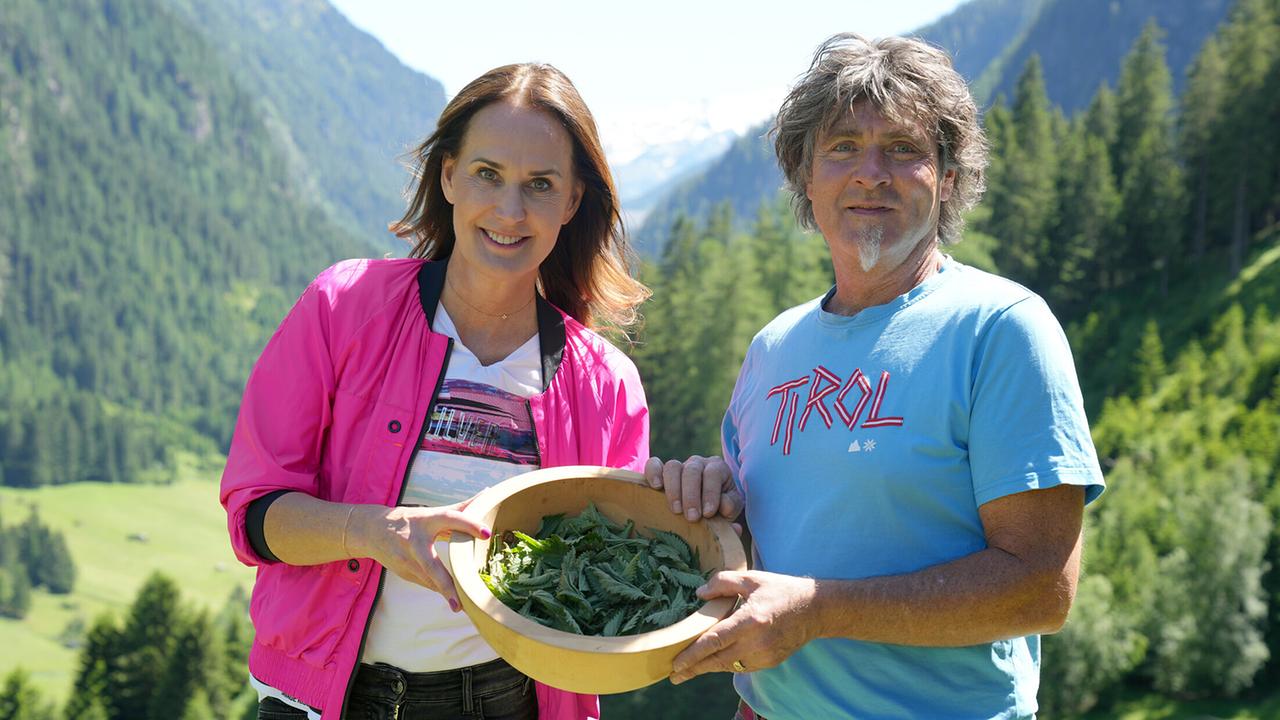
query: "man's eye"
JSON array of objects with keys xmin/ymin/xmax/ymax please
[
  {"xmin": 890, "ymin": 143, "xmax": 919, "ymax": 154},
  {"xmin": 832, "ymin": 142, "xmax": 855, "ymax": 152}
]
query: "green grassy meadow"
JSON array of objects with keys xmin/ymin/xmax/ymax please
[{"xmin": 0, "ymin": 460, "xmax": 254, "ymax": 701}]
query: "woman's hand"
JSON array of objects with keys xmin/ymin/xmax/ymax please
[{"xmin": 347, "ymin": 501, "xmax": 491, "ymax": 611}]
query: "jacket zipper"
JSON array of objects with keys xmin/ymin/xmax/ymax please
[
  {"xmin": 525, "ymin": 397, "xmax": 543, "ymax": 468},
  {"xmin": 337, "ymin": 337, "xmax": 454, "ymax": 719}
]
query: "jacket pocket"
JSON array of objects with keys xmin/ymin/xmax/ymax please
[
  {"xmin": 351, "ymin": 397, "xmax": 417, "ymax": 507},
  {"xmin": 250, "ymin": 562, "xmax": 360, "ymax": 669}
]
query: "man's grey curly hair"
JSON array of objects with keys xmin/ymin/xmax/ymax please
[{"xmin": 771, "ymin": 33, "xmax": 987, "ymax": 244}]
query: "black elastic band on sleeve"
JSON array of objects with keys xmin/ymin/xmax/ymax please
[{"xmin": 246, "ymin": 490, "xmax": 295, "ymax": 563}]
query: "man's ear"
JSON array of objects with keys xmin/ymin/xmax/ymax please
[{"xmin": 939, "ymin": 165, "xmax": 956, "ymax": 203}]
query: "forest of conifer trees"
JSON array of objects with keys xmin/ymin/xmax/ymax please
[{"xmin": 1, "ymin": 575, "xmax": 255, "ymax": 720}]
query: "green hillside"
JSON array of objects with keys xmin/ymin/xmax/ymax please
[
  {"xmin": 977, "ymin": 0, "xmax": 1231, "ymax": 111},
  {"xmin": 159, "ymin": 0, "xmax": 447, "ymax": 251},
  {"xmin": 915, "ymin": 0, "xmax": 1050, "ymax": 83},
  {"xmin": 0, "ymin": 465, "xmax": 253, "ymax": 701},
  {"xmin": 0, "ymin": 0, "xmax": 370, "ymax": 488}
]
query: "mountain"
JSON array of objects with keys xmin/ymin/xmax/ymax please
[
  {"xmin": 613, "ymin": 129, "xmax": 736, "ymax": 221},
  {"xmin": 0, "ymin": 0, "xmax": 369, "ymax": 486},
  {"xmin": 160, "ymin": 0, "xmax": 448, "ymax": 252},
  {"xmin": 915, "ymin": 0, "xmax": 1051, "ymax": 84},
  {"xmin": 634, "ymin": 0, "xmax": 1230, "ymax": 255},
  {"xmin": 975, "ymin": 0, "xmax": 1233, "ymax": 111},
  {"xmin": 632, "ymin": 0, "xmax": 1046, "ymax": 254},
  {"xmin": 631, "ymin": 125, "xmax": 777, "ymax": 250}
]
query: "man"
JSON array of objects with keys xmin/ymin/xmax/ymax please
[{"xmin": 646, "ymin": 33, "xmax": 1105, "ymax": 719}]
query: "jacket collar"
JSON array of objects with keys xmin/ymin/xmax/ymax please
[{"xmin": 416, "ymin": 259, "xmax": 565, "ymax": 391}]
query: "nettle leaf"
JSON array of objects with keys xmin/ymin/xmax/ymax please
[
  {"xmin": 483, "ymin": 505, "xmax": 710, "ymax": 637},
  {"xmin": 602, "ymin": 610, "xmax": 625, "ymax": 637},
  {"xmin": 509, "ymin": 571, "xmax": 557, "ymax": 591},
  {"xmin": 621, "ymin": 551, "xmax": 642, "ymax": 583},
  {"xmin": 531, "ymin": 590, "xmax": 582, "ymax": 634},
  {"xmin": 644, "ymin": 604, "xmax": 688, "ymax": 629},
  {"xmin": 649, "ymin": 528, "xmax": 693, "ymax": 561},
  {"xmin": 537, "ymin": 513, "xmax": 566, "ymax": 537},
  {"xmin": 661, "ymin": 565, "xmax": 707, "ymax": 589},
  {"xmin": 589, "ymin": 566, "xmax": 650, "ymax": 601},
  {"xmin": 651, "ymin": 543, "xmax": 684, "ymax": 563}
]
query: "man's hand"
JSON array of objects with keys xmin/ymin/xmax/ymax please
[
  {"xmin": 644, "ymin": 455, "xmax": 743, "ymax": 522},
  {"xmin": 669, "ymin": 570, "xmax": 821, "ymax": 684}
]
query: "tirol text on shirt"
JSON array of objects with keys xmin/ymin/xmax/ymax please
[{"xmin": 767, "ymin": 365, "xmax": 903, "ymax": 456}]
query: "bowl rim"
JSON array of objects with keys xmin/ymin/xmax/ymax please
[{"xmin": 448, "ymin": 465, "xmax": 747, "ymax": 654}]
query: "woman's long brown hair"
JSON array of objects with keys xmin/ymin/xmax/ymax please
[{"xmin": 390, "ymin": 63, "xmax": 649, "ymax": 331}]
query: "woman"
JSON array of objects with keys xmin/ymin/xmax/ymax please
[{"xmin": 221, "ymin": 63, "xmax": 651, "ymax": 720}]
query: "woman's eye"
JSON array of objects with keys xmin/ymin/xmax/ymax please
[
  {"xmin": 478, "ymin": 168, "xmax": 499, "ymax": 181},
  {"xmin": 529, "ymin": 177, "xmax": 551, "ymax": 191}
]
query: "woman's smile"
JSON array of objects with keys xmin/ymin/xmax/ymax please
[{"xmin": 482, "ymin": 229, "xmax": 529, "ymax": 247}]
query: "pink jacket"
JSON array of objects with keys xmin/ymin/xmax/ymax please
[{"xmin": 221, "ymin": 258, "xmax": 649, "ymax": 719}]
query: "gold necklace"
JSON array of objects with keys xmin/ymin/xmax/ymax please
[{"xmin": 446, "ymin": 274, "xmax": 535, "ymax": 321}]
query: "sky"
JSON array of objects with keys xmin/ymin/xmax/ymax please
[{"xmin": 327, "ymin": 1, "xmax": 968, "ymax": 164}]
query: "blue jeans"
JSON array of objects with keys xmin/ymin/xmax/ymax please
[{"xmin": 257, "ymin": 659, "xmax": 537, "ymax": 720}]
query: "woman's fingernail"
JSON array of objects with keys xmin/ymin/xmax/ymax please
[
  {"xmin": 449, "ymin": 598, "xmax": 461, "ymax": 612},
  {"xmin": 480, "ymin": 528, "xmax": 492, "ymax": 539}
]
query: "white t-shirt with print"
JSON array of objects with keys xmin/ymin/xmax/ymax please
[{"xmin": 361, "ymin": 304, "xmax": 542, "ymax": 671}]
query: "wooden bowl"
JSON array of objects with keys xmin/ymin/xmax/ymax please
[{"xmin": 446, "ymin": 465, "xmax": 747, "ymax": 694}]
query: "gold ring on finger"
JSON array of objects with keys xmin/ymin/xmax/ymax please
[{"xmin": 732, "ymin": 660, "xmax": 747, "ymax": 673}]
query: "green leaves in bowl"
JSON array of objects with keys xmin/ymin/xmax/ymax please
[{"xmin": 481, "ymin": 503, "xmax": 709, "ymax": 636}]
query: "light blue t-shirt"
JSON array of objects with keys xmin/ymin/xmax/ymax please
[{"xmin": 723, "ymin": 258, "xmax": 1105, "ymax": 720}]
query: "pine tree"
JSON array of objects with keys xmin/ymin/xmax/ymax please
[
  {"xmin": 178, "ymin": 690, "xmax": 215, "ymax": 720},
  {"xmin": 212, "ymin": 586, "xmax": 254, "ymax": 720},
  {"xmin": 4, "ymin": 570, "xmax": 31, "ymax": 620},
  {"xmin": 63, "ymin": 614, "xmax": 121, "ymax": 720},
  {"xmin": 1215, "ymin": 0, "xmax": 1280, "ymax": 273},
  {"xmin": 40, "ymin": 531, "xmax": 75, "ymax": 594},
  {"xmin": 1047, "ymin": 122, "xmax": 1119, "ymax": 312},
  {"xmin": 0, "ymin": 669, "xmax": 54, "ymax": 720},
  {"xmin": 111, "ymin": 573, "xmax": 184, "ymax": 720},
  {"xmin": 1134, "ymin": 320, "xmax": 1167, "ymax": 397},
  {"xmin": 633, "ymin": 216, "xmax": 700, "ymax": 460},
  {"xmin": 749, "ymin": 196, "xmax": 831, "ymax": 312},
  {"xmin": 1180, "ymin": 36, "xmax": 1227, "ymax": 260},
  {"xmin": 148, "ymin": 611, "xmax": 214, "ymax": 720},
  {"xmin": 1083, "ymin": 82, "xmax": 1117, "ymax": 160},
  {"xmin": 989, "ymin": 56, "xmax": 1057, "ymax": 286},
  {"xmin": 980, "ymin": 100, "xmax": 1013, "ymax": 235},
  {"xmin": 1113, "ymin": 21, "xmax": 1183, "ymax": 293}
]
